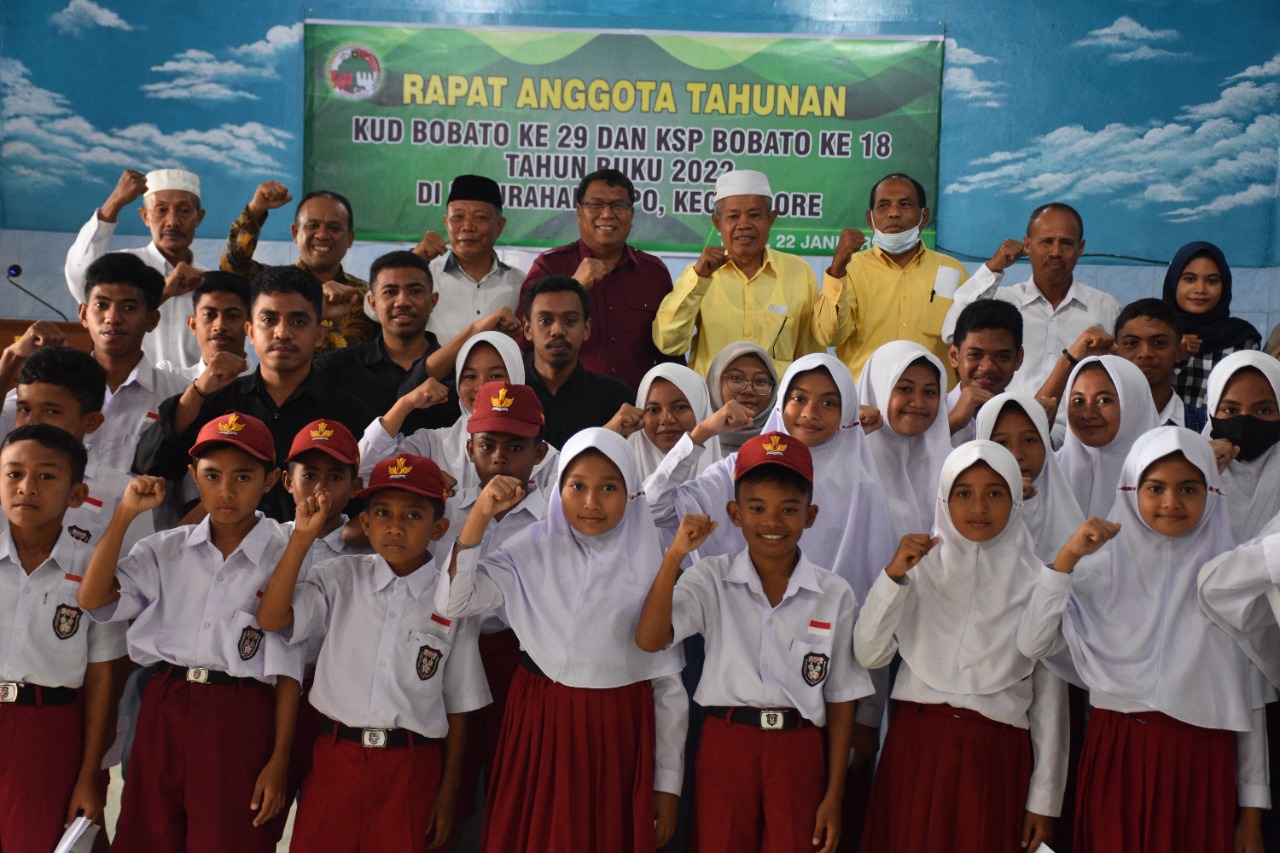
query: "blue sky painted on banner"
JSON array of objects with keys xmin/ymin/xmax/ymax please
[{"xmin": 2, "ymin": 0, "xmax": 1277, "ymax": 265}]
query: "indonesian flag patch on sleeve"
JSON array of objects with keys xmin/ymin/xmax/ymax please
[{"xmin": 808, "ymin": 619, "xmax": 832, "ymax": 638}]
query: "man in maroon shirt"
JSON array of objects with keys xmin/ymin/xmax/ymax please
[{"xmin": 518, "ymin": 168, "xmax": 679, "ymax": 391}]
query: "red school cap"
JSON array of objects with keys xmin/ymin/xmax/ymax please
[
  {"xmin": 188, "ymin": 411, "xmax": 275, "ymax": 465},
  {"xmin": 355, "ymin": 454, "xmax": 448, "ymax": 501},
  {"xmin": 287, "ymin": 419, "xmax": 360, "ymax": 466},
  {"xmin": 467, "ymin": 381, "xmax": 544, "ymax": 438},
  {"xmin": 734, "ymin": 430, "xmax": 814, "ymax": 485}
]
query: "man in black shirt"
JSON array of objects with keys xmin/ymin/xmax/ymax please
[
  {"xmin": 522, "ymin": 275, "xmax": 632, "ymax": 448},
  {"xmin": 134, "ymin": 266, "xmax": 371, "ymax": 521}
]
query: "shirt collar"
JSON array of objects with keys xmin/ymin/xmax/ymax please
[
  {"xmin": 0, "ymin": 525, "xmax": 87, "ymax": 577},
  {"xmin": 188, "ymin": 513, "xmax": 276, "ymax": 564},
  {"xmin": 371, "ymin": 551, "xmax": 438, "ymax": 598},
  {"xmin": 1019, "ymin": 277, "xmax": 1085, "ymax": 308},
  {"xmin": 868, "ymin": 244, "xmax": 927, "ymax": 269},
  {"xmin": 724, "ymin": 549, "xmax": 823, "ymax": 600},
  {"xmin": 443, "ymin": 251, "xmax": 510, "ymax": 278}
]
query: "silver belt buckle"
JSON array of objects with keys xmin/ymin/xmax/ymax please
[
  {"xmin": 0, "ymin": 682, "xmax": 18, "ymax": 703},
  {"xmin": 759, "ymin": 710, "xmax": 785, "ymax": 731},
  {"xmin": 361, "ymin": 728, "xmax": 388, "ymax": 748},
  {"xmin": 186, "ymin": 667, "xmax": 209, "ymax": 684}
]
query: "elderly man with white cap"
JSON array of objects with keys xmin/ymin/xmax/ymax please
[
  {"xmin": 653, "ymin": 168, "xmax": 821, "ymax": 376},
  {"xmin": 65, "ymin": 167, "xmax": 206, "ymax": 370}
]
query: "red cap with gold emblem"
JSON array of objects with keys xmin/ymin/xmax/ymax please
[
  {"xmin": 356, "ymin": 454, "xmax": 448, "ymax": 500},
  {"xmin": 467, "ymin": 381, "xmax": 544, "ymax": 438},
  {"xmin": 734, "ymin": 430, "xmax": 814, "ymax": 484},
  {"xmin": 188, "ymin": 411, "xmax": 275, "ymax": 464},
  {"xmin": 287, "ymin": 419, "xmax": 360, "ymax": 466}
]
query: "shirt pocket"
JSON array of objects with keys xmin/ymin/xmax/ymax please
[
  {"xmin": 794, "ymin": 638, "xmax": 834, "ymax": 689},
  {"xmin": 50, "ymin": 578, "xmax": 88, "ymax": 645},
  {"xmin": 407, "ymin": 626, "xmax": 454, "ymax": 686}
]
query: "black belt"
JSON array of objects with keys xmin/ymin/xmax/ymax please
[
  {"xmin": 519, "ymin": 652, "xmax": 547, "ymax": 679},
  {"xmin": 705, "ymin": 706, "xmax": 814, "ymax": 731},
  {"xmin": 324, "ymin": 719, "xmax": 433, "ymax": 749},
  {"xmin": 0, "ymin": 682, "xmax": 78, "ymax": 706},
  {"xmin": 158, "ymin": 662, "xmax": 260, "ymax": 687}
]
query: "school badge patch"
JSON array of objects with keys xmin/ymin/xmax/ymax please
[
  {"xmin": 67, "ymin": 525, "xmax": 91, "ymax": 544},
  {"xmin": 417, "ymin": 645, "xmax": 442, "ymax": 681},
  {"xmin": 238, "ymin": 626, "xmax": 264, "ymax": 661},
  {"xmin": 52, "ymin": 603, "xmax": 82, "ymax": 640},
  {"xmin": 801, "ymin": 652, "xmax": 829, "ymax": 686}
]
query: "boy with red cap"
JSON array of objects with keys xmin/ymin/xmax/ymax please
[
  {"xmin": 637, "ymin": 431, "xmax": 873, "ymax": 853},
  {"xmin": 77, "ymin": 411, "xmax": 302, "ymax": 852},
  {"xmin": 257, "ymin": 453, "xmax": 489, "ymax": 852}
]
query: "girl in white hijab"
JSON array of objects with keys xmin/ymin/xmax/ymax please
[
  {"xmin": 976, "ymin": 392, "xmax": 1084, "ymax": 562},
  {"xmin": 1203, "ymin": 351, "xmax": 1280, "ymax": 542},
  {"xmin": 857, "ymin": 341, "xmax": 953, "ymax": 538},
  {"xmin": 704, "ymin": 342, "xmax": 778, "ymax": 458},
  {"xmin": 1055, "ymin": 354, "xmax": 1159, "ymax": 517},
  {"xmin": 629, "ymin": 363, "xmax": 719, "ymax": 482},
  {"xmin": 1019, "ymin": 427, "xmax": 1270, "ymax": 853}
]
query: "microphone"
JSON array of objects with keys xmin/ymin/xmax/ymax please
[{"xmin": 6, "ymin": 264, "xmax": 70, "ymax": 322}]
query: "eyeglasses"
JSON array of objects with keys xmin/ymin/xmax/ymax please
[
  {"xmin": 579, "ymin": 200, "xmax": 634, "ymax": 214},
  {"xmin": 723, "ymin": 373, "xmax": 775, "ymax": 396}
]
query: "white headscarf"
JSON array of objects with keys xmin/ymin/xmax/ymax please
[
  {"xmin": 857, "ymin": 341, "xmax": 953, "ymax": 538},
  {"xmin": 629, "ymin": 363, "xmax": 719, "ymax": 482},
  {"xmin": 1057, "ymin": 427, "xmax": 1259, "ymax": 730},
  {"xmin": 1203, "ymin": 351, "xmax": 1280, "ymax": 543},
  {"xmin": 896, "ymin": 441, "xmax": 1045, "ymax": 696},
  {"xmin": 1055, "ymin": 355, "xmax": 1159, "ymax": 518},
  {"xmin": 705, "ymin": 342, "xmax": 778, "ymax": 457},
  {"xmin": 479, "ymin": 428, "xmax": 682, "ymax": 687},
  {"xmin": 975, "ymin": 392, "xmax": 1084, "ymax": 563}
]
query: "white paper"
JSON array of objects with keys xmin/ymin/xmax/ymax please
[
  {"xmin": 1036, "ymin": 844, "xmax": 1057, "ymax": 853},
  {"xmin": 53, "ymin": 816, "xmax": 99, "ymax": 853},
  {"xmin": 932, "ymin": 266, "xmax": 962, "ymax": 300}
]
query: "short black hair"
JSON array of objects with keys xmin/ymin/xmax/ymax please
[
  {"xmin": 295, "ymin": 189, "xmax": 354, "ymax": 233},
  {"xmin": 954, "ymin": 299, "xmax": 1023, "ymax": 349},
  {"xmin": 868, "ymin": 173, "xmax": 927, "ymax": 210},
  {"xmin": 523, "ymin": 275, "xmax": 590, "ymax": 322},
  {"xmin": 84, "ymin": 252, "xmax": 164, "ymax": 311},
  {"xmin": 1115, "ymin": 298, "xmax": 1183, "ymax": 338},
  {"xmin": 16, "ymin": 346, "xmax": 106, "ymax": 415},
  {"xmin": 2, "ymin": 424, "xmax": 87, "ymax": 484},
  {"xmin": 575, "ymin": 169, "xmax": 638, "ymax": 205},
  {"xmin": 286, "ymin": 452, "xmax": 359, "ymax": 479},
  {"xmin": 734, "ymin": 463, "xmax": 813, "ymax": 502},
  {"xmin": 250, "ymin": 265, "xmax": 323, "ymax": 320},
  {"xmin": 369, "ymin": 250, "xmax": 432, "ymax": 292},
  {"xmin": 191, "ymin": 270, "xmax": 251, "ymax": 312},
  {"xmin": 1027, "ymin": 202, "xmax": 1084, "ymax": 240}
]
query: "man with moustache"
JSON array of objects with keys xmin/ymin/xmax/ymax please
[{"xmin": 652, "ymin": 169, "xmax": 821, "ymax": 376}]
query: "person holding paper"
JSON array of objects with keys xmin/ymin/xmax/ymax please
[{"xmin": 813, "ymin": 173, "xmax": 979, "ymax": 383}]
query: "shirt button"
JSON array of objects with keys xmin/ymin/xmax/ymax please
[
  {"xmin": 22, "ymin": 587, "xmax": 30, "ymax": 594},
  {"xmin": 767, "ymin": 618, "xmax": 774, "ymax": 625},
  {"xmin": 215, "ymin": 573, "xmax": 224, "ymax": 582},
  {"xmin": 379, "ymin": 660, "xmax": 387, "ymax": 668},
  {"xmin": 388, "ymin": 611, "xmax": 397, "ymax": 619},
  {"xmin": 203, "ymin": 622, "xmax": 211, "ymax": 629}
]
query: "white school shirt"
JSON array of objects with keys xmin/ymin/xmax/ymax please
[
  {"xmin": 94, "ymin": 354, "xmax": 189, "ymax": 473},
  {"xmin": 1199, "ymin": 513, "xmax": 1280, "ymax": 690},
  {"xmin": 1157, "ymin": 392, "xmax": 1185, "ymax": 427},
  {"xmin": 0, "ymin": 528, "xmax": 127, "ymax": 688},
  {"xmin": 670, "ymin": 550, "xmax": 873, "ymax": 726},
  {"xmin": 426, "ymin": 252, "xmax": 527, "ymax": 344},
  {"xmin": 286, "ymin": 552, "xmax": 490, "ymax": 737},
  {"xmin": 946, "ymin": 385, "xmax": 976, "ymax": 447},
  {"xmin": 281, "ymin": 517, "xmax": 371, "ymax": 667},
  {"xmin": 89, "ymin": 514, "xmax": 302, "ymax": 683},
  {"xmin": 63, "ymin": 449, "xmax": 155, "ymax": 556},
  {"xmin": 65, "ymin": 213, "xmax": 203, "ymax": 370}
]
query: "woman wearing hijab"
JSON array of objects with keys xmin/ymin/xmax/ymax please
[
  {"xmin": 704, "ymin": 342, "xmax": 779, "ymax": 458},
  {"xmin": 1203, "ymin": 351, "xmax": 1280, "ymax": 543},
  {"xmin": 629, "ymin": 363, "xmax": 720, "ymax": 482}
]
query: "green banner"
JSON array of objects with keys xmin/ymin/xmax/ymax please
[{"xmin": 304, "ymin": 23, "xmax": 943, "ymax": 254}]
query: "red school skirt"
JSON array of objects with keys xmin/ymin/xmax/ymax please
[
  {"xmin": 1074, "ymin": 708, "xmax": 1236, "ymax": 853},
  {"xmin": 859, "ymin": 702, "xmax": 1033, "ymax": 853},
  {"xmin": 480, "ymin": 663, "xmax": 657, "ymax": 853}
]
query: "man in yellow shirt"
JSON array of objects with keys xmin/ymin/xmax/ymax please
[{"xmin": 652, "ymin": 170, "xmax": 821, "ymax": 376}]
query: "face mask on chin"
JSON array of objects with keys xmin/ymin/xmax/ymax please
[
  {"xmin": 1211, "ymin": 414, "xmax": 1280, "ymax": 462},
  {"xmin": 871, "ymin": 213, "xmax": 923, "ymax": 255}
]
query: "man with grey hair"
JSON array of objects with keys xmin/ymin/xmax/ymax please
[{"xmin": 653, "ymin": 169, "xmax": 820, "ymax": 375}]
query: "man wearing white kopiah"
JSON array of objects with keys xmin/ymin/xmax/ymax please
[
  {"xmin": 652, "ymin": 169, "xmax": 821, "ymax": 376},
  {"xmin": 65, "ymin": 168, "xmax": 206, "ymax": 371}
]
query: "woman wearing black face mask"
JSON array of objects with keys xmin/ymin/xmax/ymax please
[{"xmin": 1206, "ymin": 351, "xmax": 1280, "ymax": 542}]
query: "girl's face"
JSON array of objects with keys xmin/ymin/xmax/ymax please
[
  {"xmin": 1215, "ymin": 369, "xmax": 1280, "ymax": 421},
  {"xmin": 781, "ymin": 368, "xmax": 842, "ymax": 447},
  {"xmin": 946, "ymin": 461, "xmax": 1013, "ymax": 543},
  {"xmin": 641, "ymin": 378, "xmax": 697, "ymax": 452},
  {"xmin": 1136, "ymin": 453, "xmax": 1207, "ymax": 537},
  {"xmin": 458, "ymin": 344, "xmax": 510, "ymax": 412},
  {"xmin": 559, "ymin": 450, "xmax": 627, "ymax": 536},
  {"xmin": 1067, "ymin": 367, "xmax": 1121, "ymax": 448},
  {"xmin": 887, "ymin": 362, "xmax": 941, "ymax": 437},
  {"xmin": 718, "ymin": 353, "xmax": 774, "ymax": 417},
  {"xmin": 1175, "ymin": 256, "xmax": 1224, "ymax": 315},
  {"xmin": 988, "ymin": 407, "xmax": 1046, "ymax": 482}
]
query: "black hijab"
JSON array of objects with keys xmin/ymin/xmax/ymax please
[{"xmin": 1161, "ymin": 241, "xmax": 1259, "ymax": 352}]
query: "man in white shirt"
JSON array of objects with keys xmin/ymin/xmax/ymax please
[
  {"xmin": 154, "ymin": 272, "xmax": 256, "ymax": 383},
  {"xmin": 65, "ymin": 168, "xmax": 207, "ymax": 371}
]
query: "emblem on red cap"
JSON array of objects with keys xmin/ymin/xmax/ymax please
[
  {"xmin": 310, "ymin": 422, "xmax": 334, "ymax": 440},
  {"xmin": 762, "ymin": 434, "xmax": 787, "ymax": 456},
  {"xmin": 218, "ymin": 414, "xmax": 246, "ymax": 436},
  {"xmin": 491, "ymin": 387, "xmax": 515, "ymax": 412},
  {"xmin": 387, "ymin": 457, "xmax": 412, "ymax": 479}
]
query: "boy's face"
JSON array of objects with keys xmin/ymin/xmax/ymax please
[
  {"xmin": 188, "ymin": 445, "xmax": 279, "ymax": 527},
  {"xmin": 728, "ymin": 478, "xmax": 817, "ymax": 561},
  {"xmin": 467, "ymin": 431, "xmax": 547, "ymax": 488},
  {"xmin": 79, "ymin": 282, "xmax": 160, "ymax": 358},
  {"xmin": 0, "ymin": 440, "xmax": 86, "ymax": 529},
  {"xmin": 948, "ymin": 328, "xmax": 1022, "ymax": 393},
  {"xmin": 1137, "ymin": 454, "xmax": 1206, "ymax": 537},
  {"xmin": 1116, "ymin": 316, "xmax": 1185, "ymax": 389},
  {"xmin": 781, "ymin": 369, "xmax": 842, "ymax": 447},
  {"xmin": 359, "ymin": 488, "xmax": 449, "ymax": 574},
  {"xmin": 283, "ymin": 450, "xmax": 360, "ymax": 519},
  {"xmin": 1067, "ymin": 367, "xmax": 1121, "ymax": 448},
  {"xmin": 247, "ymin": 291, "xmax": 324, "ymax": 375},
  {"xmin": 558, "ymin": 451, "xmax": 627, "ymax": 536},
  {"xmin": 14, "ymin": 382, "xmax": 102, "ymax": 441},
  {"xmin": 988, "ymin": 407, "xmax": 1046, "ymax": 482},
  {"xmin": 189, "ymin": 291, "xmax": 248, "ymax": 360},
  {"xmin": 946, "ymin": 461, "xmax": 1013, "ymax": 543},
  {"xmin": 887, "ymin": 363, "xmax": 942, "ymax": 437}
]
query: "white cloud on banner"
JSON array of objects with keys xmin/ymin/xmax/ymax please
[
  {"xmin": 0, "ymin": 58, "xmax": 292, "ymax": 186},
  {"xmin": 944, "ymin": 38, "xmax": 1004, "ymax": 108},
  {"xmin": 1230, "ymin": 52, "xmax": 1280, "ymax": 81},
  {"xmin": 50, "ymin": 0, "xmax": 134, "ymax": 37},
  {"xmin": 1074, "ymin": 16, "xmax": 1187, "ymax": 61},
  {"xmin": 144, "ymin": 24, "xmax": 299, "ymax": 100}
]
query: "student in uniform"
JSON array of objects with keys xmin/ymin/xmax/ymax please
[
  {"xmin": 1203, "ymin": 351, "xmax": 1280, "ymax": 542},
  {"xmin": 625, "ymin": 362, "xmax": 720, "ymax": 482},
  {"xmin": 257, "ymin": 453, "xmax": 489, "ymax": 852},
  {"xmin": 1113, "ymin": 298, "xmax": 1190, "ymax": 427},
  {"xmin": 440, "ymin": 427, "xmax": 687, "ymax": 852},
  {"xmin": 1019, "ymin": 426, "xmax": 1269, "ymax": 853},
  {"xmin": 855, "ymin": 440, "xmax": 1067, "ymax": 853},
  {"xmin": 77, "ymin": 412, "xmax": 302, "ymax": 853},
  {"xmin": 636, "ymin": 432, "xmax": 873, "ymax": 853},
  {"xmin": 945, "ymin": 300, "xmax": 1025, "ymax": 445},
  {"xmin": 0, "ymin": 424, "xmax": 127, "ymax": 851}
]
